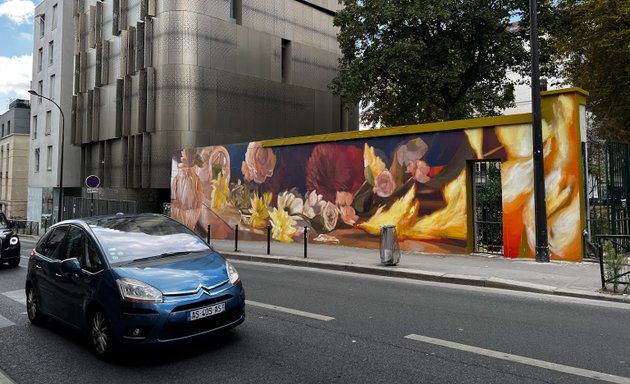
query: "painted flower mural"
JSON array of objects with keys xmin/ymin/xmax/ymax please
[
  {"xmin": 171, "ymin": 90, "xmax": 586, "ymax": 261},
  {"xmin": 242, "ymin": 141, "xmax": 276, "ymax": 184}
]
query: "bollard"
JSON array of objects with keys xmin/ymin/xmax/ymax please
[
  {"xmin": 234, "ymin": 224, "xmax": 239, "ymax": 252},
  {"xmin": 44, "ymin": 218, "xmax": 49, "ymax": 233},
  {"xmin": 304, "ymin": 226, "xmax": 308, "ymax": 258},
  {"xmin": 207, "ymin": 225, "xmax": 211, "ymax": 244},
  {"xmin": 267, "ymin": 225, "xmax": 271, "ymax": 255}
]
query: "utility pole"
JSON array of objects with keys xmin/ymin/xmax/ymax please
[{"xmin": 529, "ymin": 0, "xmax": 550, "ymax": 262}]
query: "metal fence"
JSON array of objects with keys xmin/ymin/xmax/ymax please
[
  {"xmin": 597, "ymin": 235, "xmax": 630, "ymax": 293},
  {"xmin": 12, "ymin": 220, "xmax": 40, "ymax": 236},
  {"xmin": 62, "ymin": 197, "xmax": 137, "ymax": 220},
  {"xmin": 587, "ymin": 141, "xmax": 630, "ymax": 241}
]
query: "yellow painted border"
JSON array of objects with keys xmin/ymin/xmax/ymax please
[{"xmin": 262, "ymin": 114, "xmax": 532, "ymax": 148}]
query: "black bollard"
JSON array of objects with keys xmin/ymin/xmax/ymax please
[
  {"xmin": 304, "ymin": 226, "xmax": 308, "ymax": 258},
  {"xmin": 234, "ymin": 224, "xmax": 239, "ymax": 252},
  {"xmin": 207, "ymin": 225, "xmax": 211, "ymax": 244},
  {"xmin": 267, "ymin": 225, "xmax": 271, "ymax": 255}
]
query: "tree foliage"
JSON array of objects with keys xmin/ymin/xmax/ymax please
[
  {"xmin": 331, "ymin": 0, "xmax": 529, "ymax": 127},
  {"xmin": 552, "ymin": 0, "xmax": 630, "ymax": 141}
]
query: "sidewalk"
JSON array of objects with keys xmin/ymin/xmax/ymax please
[{"xmin": 211, "ymin": 239, "xmax": 630, "ymax": 304}]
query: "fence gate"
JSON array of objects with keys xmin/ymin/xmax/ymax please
[
  {"xmin": 588, "ymin": 141, "xmax": 630, "ymax": 239},
  {"xmin": 472, "ymin": 161, "xmax": 503, "ymax": 255}
]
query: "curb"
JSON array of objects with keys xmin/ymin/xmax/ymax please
[{"xmin": 222, "ymin": 252, "xmax": 630, "ymax": 304}]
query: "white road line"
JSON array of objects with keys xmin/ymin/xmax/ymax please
[
  {"xmin": 246, "ymin": 300, "xmax": 334, "ymax": 321},
  {"xmin": 0, "ymin": 315, "xmax": 15, "ymax": 329},
  {"xmin": 405, "ymin": 334, "xmax": 630, "ymax": 384},
  {"xmin": 1, "ymin": 290, "xmax": 25, "ymax": 306},
  {"xmin": 0, "ymin": 367, "xmax": 16, "ymax": 384}
]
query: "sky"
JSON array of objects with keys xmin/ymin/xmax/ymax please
[{"xmin": 0, "ymin": 0, "xmax": 43, "ymax": 114}]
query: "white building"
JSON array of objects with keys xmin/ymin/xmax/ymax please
[{"xmin": 28, "ymin": 0, "xmax": 81, "ymax": 226}]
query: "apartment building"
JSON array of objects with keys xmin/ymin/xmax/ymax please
[{"xmin": 71, "ymin": 0, "xmax": 358, "ymax": 215}]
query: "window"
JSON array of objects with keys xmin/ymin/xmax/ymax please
[
  {"xmin": 49, "ymin": 74, "xmax": 56, "ymax": 99},
  {"xmin": 48, "ymin": 41, "xmax": 54, "ymax": 65},
  {"xmin": 33, "ymin": 115, "xmax": 37, "ymax": 139},
  {"xmin": 39, "ymin": 15, "xmax": 45, "ymax": 38},
  {"xmin": 38, "ymin": 48, "xmax": 43, "ymax": 71},
  {"xmin": 281, "ymin": 39, "xmax": 292, "ymax": 84},
  {"xmin": 6, "ymin": 121, "xmax": 10, "ymax": 135},
  {"xmin": 52, "ymin": 4, "xmax": 58, "ymax": 30},
  {"xmin": 47, "ymin": 146, "xmax": 53, "ymax": 171},
  {"xmin": 230, "ymin": 0, "xmax": 242, "ymax": 24},
  {"xmin": 34, "ymin": 148, "xmax": 40, "ymax": 173},
  {"xmin": 35, "ymin": 226, "xmax": 69, "ymax": 260},
  {"xmin": 38, "ymin": 81, "xmax": 43, "ymax": 104},
  {"xmin": 66, "ymin": 227, "xmax": 103, "ymax": 273},
  {"xmin": 1, "ymin": 124, "xmax": 3, "ymax": 137},
  {"xmin": 45, "ymin": 110, "xmax": 51, "ymax": 135}
]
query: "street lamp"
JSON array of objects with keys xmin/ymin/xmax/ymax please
[
  {"xmin": 528, "ymin": 0, "xmax": 550, "ymax": 262},
  {"xmin": 28, "ymin": 89, "xmax": 65, "ymax": 223}
]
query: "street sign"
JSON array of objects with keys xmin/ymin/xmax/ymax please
[
  {"xmin": 87, "ymin": 188, "xmax": 99, "ymax": 194},
  {"xmin": 85, "ymin": 175, "xmax": 101, "ymax": 188}
]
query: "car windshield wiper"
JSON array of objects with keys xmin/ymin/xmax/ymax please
[{"xmin": 116, "ymin": 251, "xmax": 203, "ymax": 266}]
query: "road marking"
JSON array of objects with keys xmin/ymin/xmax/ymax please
[
  {"xmin": 405, "ymin": 334, "xmax": 630, "ymax": 384},
  {"xmin": 0, "ymin": 366, "xmax": 16, "ymax": 384},
  {"xmin": 1, "ymin": 290, "xmax": 25, "ymax": 306},
  {"xmin": 0, "ymin": 315, "xmax": 15, "ymax": 329},
  {"xmin": 246, "ymin": 300, "xmax": 334, "ymax": 321}
]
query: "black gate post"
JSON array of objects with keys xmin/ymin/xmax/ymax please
[{"xmin": 598, "ymin": 241, "xmax": 606, "ymax": 290}]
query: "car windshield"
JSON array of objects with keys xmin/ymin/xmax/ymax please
[{"xmin": 88, "ymin": 215, "xmax": 210, "ymax": 265}]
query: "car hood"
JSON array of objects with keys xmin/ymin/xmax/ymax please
[
  {"xmin": 0, "ymin": 229, "xmax": 15, "ymax": 239},
  {"xmin": 112, "ymin": 251, "xmax": 229, "ymax": 294}
]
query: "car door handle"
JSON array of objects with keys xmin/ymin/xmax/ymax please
[
  {"xmin": 55, "ymin": 273, "xmax": 63, "ymax": 277},
  {"xmin": 35, "ymin": 264, "xmax": 42, "ymax": 269}
]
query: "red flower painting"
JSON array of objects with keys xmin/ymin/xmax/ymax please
[{"xmin": 306, "ymin": 143, "xmax": 365, "ymax": 202}]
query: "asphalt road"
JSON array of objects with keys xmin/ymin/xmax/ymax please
[{"xmin": 1, "ymin": 239, "xmax": 630, "ymax": 383}]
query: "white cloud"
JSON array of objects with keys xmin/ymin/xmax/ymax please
[
  {"xmin": 20, "ymin": 31, "xmax": 32, "ymax": 41},
  {"xmin": 0, "ymin": 0, "xmax": 35, "ymax": 25},
  {"xmin": 0, "ymin": 55, "xmax": 32, "ymax": 97}
]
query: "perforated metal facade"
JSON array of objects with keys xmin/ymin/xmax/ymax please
[{"xmin": 73, "ymin": 0, "xmax": 357, "ymax": 202}]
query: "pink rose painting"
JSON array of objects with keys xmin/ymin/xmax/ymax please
[
  {"xmin": 373, "ymin": 170, "xmax": 396, "ymax": 197},
  {"xmin": 242, "ymin": 142, "xmax": 276, "ymax": 184}
]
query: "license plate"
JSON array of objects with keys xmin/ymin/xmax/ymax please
[{"xmin": 188, "ymin": 302, "xmax": 226, "ymax": 321}]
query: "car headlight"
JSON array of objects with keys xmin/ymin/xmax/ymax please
[
  {"xmin": 116, "ymin": 278, "xmax": 163, "ymax": 303},
  {"xmin": 226, "ymin": 261, "xmax": 240, "ymax": 285},
  {"xmin": 9, "ymin": 236, "xmax": 19, "ymax": 245}
]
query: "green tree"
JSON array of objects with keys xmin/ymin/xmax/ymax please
[
  {"xmin": 331, "ymin": 0, "xmax": 529, "ymax": 127},
  {"xmin": 553, "ymin": 0, "xmax": 630, "ymax": 141}
]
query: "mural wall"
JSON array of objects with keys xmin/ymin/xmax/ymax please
[{"xmin": 171, "ymin": 90, "xmax": 586, "ymax": 261}]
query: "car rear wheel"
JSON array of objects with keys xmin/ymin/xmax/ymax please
[
  {"xmin": 26, "ymin": 286, "xmax": 46, "ymax": 325},
  {"xmin": 8, "ymin": 258, "xmax": 19, "ymax": 268},
  {"xmin": 90, "ymin": 309, "xmax": 116, "ymax": 359}
]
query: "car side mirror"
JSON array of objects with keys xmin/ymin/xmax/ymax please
[
  {"xmin": 61, "ymin": 258, "xmax": 81, "ymax": 273},
  {"xmin": 7, "ymin": 221, "xmax": 15, "ymax": 229}
]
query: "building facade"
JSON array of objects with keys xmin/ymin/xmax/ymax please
[
  {"xmin": 0, "ymin": 100, "xmax": 31, "ymax": 219},
  {"xmin": 71, "ymin": 0, "xmax": 357, "ymax": 215},
  {"xmin": 28, "ymin": 0, "xmax": 80, "ymax": 225}
]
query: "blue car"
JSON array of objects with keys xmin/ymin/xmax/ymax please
[{"xmin": 25, "ymin": 213, "xmax": 245, "ymax": 358}]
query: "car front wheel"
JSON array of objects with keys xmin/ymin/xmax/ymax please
[
  {"xmin": 26, "ymin": 286, "xmax": 46, "ymax": 325},
  {"xmin": 90, "ymin": 309, "xmax": 117, "ymax": 359}
]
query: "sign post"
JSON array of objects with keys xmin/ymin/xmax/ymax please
[{"xmin": 85, "ymin": 175, "xmax": 101, "ymax": 217}]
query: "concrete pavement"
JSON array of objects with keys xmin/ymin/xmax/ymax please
[{"xmin": 210, "ymin": 239, "xmax": 630, "ymax": 304}]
